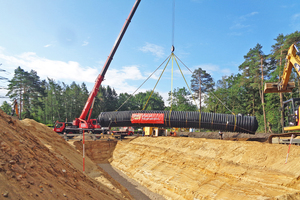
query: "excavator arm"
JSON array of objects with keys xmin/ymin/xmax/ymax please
[{"xmin": 264, "ymin": 44, "xmax": 300, "ymax": 93}]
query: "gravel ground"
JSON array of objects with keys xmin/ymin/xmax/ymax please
[{"xmin": 99, "ymin": 164, "xmax": 165, "ymax": 200}]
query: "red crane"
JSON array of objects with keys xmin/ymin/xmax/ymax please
[{"xmin": 54, "ymin": 0, "xmax": 141, "ymax": 135}]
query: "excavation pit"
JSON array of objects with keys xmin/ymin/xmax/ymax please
[{"xmin": 74, "ymin": 136, "xmax": 300, "ymax": 200}]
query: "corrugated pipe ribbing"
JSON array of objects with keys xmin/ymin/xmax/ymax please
[{"xmin": 98, "ymin": 110, "xmax": 258, "ymax": 134}]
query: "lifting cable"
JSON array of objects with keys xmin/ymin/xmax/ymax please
[
  {"xmin": 142, "ymin": 55, "xmax": 172, "ymax": 110},
  {"xmin": 116, "ymin": 0, "xmax": 236, "ymax": 131},
  {"xmin": 172, "ymin": 53, "xmax": 202, "ymax": 129},
  {"xmin": 115, "ymin": 55, "xmax": 171, "ymax": 111},
  {"xmin": 174, "ymin": 54, "xmax": 235, "ymax": 115},
  {"xmin": 173, "ymin": 54, "xmax": 237, "ymax": 130}
]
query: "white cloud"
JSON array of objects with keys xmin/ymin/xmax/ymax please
[
  {"xmin": 230, "ymin": 23, "xmax": 250, "ymax": 30},
  {"xmin": 82, "ymin": 41, "xmax": 89, "ymax": 46},
  {"xmin": 0, "ymin": 46, "xmax": 5, "ymax": 53},
  {"xmin": 291, "ymin": 13, "xmax": 300, "ymax": 29},
  {"xmin": 156, "ymin": 90, "xmax": 169, "ymax": 106},
  {"xmin": 243, "ymin": 12, "xmax": 258, "ymax": 18},
  {"xmin": 0, "ymin": 50, "xmax": 98, "ymax": 84},
  {"xmin": 0, "ymin": 48, "xmax": 171, "ymax": 105},
  {"xmin": 192, "ymin": 64, "xmax": 231, "ymax": 77},
  {"xmin": 292, "ymin": 13, "xmax": 300, "ymax": 20},
  {"xmin": 140, "ymin": 42, "xmax": 165, "ymax": 58},
  {"xmin": 103, "ymin": 65, "xmax": 146, "ymax": 93},
  {"xmin": 221, "ymin": 68, "xmax": 231, "ymax": 75},
  {"xmin": 44, "ymin": 44, "xmax": 52, "ymax": 48},
  {"xmin": 194, "ymin": 64, "xmax": 219, "ymax": 73},
  {"xmin": 229, "ymin": 11, "xmax": 258, "ymax": 35}
]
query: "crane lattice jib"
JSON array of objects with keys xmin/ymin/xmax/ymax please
[{"xmin": 75, "ymin": 0, "xmax": 141, "ymax": 125}]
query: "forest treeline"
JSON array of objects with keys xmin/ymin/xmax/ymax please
[{"xmin": 1, "ymin": 31, "xmax": 300, "ymax": 133}]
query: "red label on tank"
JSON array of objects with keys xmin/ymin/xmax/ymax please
[{"xmin": 131, "ymin": 113, "xmax": 164, "ymax": 124}]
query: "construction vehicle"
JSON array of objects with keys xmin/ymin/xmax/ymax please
[
  {"xmin": 264, "ymin": 44, "xmax": 300, "ymax": 94},
  {"xmin": 142, "ymin": 127, "xmax": 166, "ymax": 136},
  {"xmin": 11, "ymin": 99, "xmax": 19, "ymax": 119},
  {"xmin": 53, "ymin": 0, "xmax": 141, "ymax": 135},
  {"xmin": 112, "ymin": 127, "xmax": 134, "ymax": 137},
  {"xmin": 264, "ymin": 43, "xmax": 300, "ymax": 141}
]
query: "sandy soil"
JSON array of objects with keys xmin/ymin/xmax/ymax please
[
  {"xmin": 111, "ymin": 137, "xmax": 300, "ymax": 200},
  {"xmin": 3, "ymin": 105, "xmax": 299, "ymax": 200},
  {"xmin": 0, "ymin": 109, "xmax": 131, "ymax": 199},
  {"xmin": 74, "ymin": 139, "xmax": 165, "ymax": 199},
  {"xmin": 100, "ymin": 163, "xmax": 166, "ymax": 200}
]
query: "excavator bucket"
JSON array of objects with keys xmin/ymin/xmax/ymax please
[{"xmin": 264, "ymin": 82, "xmax": 295, "ymax": 93}]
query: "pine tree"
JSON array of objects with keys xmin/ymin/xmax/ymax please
[
  {"xmin": 166, "ymin": 87, "xmax": 197, "ymax": 111},
  {"xmin": 239, "ymin": 44, "xmax": 267, "ymax": 131},
  {"xmin": 191, "ymin": 68, "xmax": 214, "ymax": 112}
]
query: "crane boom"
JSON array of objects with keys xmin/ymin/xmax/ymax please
[{"xmin": 73, "ymin": 0, "xmax": 141, "ymax": 126}]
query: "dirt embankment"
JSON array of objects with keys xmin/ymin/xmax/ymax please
[
  {"xmin": 110, "ymin": 137, "xmax": 300, "ymax": 200},
  {"xmin": 74, "ymin": 140, "xmax": 118, "ymax": 164},
  {"xmin": 0, "ymin": 109, "xmax": 131, "ymax": 199}
]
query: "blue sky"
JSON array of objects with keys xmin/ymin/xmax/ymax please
[{"xmin": 1, "ymin": 0, "xmax": 300, "ymax": 105}]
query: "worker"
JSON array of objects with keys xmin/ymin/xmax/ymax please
[
  {"xmin": 219, "ymin": 131, "xmax": 223, "ymax": 140},
  {"xmin": 268, "ymin": 122, "xmax": 273, "ymax": 133}
]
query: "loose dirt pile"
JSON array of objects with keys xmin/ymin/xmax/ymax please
[
  {"xmin": 0, "ymin": 109, "xmax": 131, "ymax": 199},
  {"xmin": 111, "ymin": 137, "xmax": 300, "ymax": 200}
]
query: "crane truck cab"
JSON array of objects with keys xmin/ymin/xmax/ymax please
[
  {"xmin": 53, "ymin": 120, "xmax": 105, "ymax": 134},
  {"xmin": 53, "ymin": 122, "xmax": 73, "ymax": 134}
]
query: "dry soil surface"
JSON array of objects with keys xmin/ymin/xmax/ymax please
[
  {"xmin": 111, "ymin": 136, "xmax": 300, "ymax": 200},
  {"xmin": 2, "ymin": 105, "xmax": 299, "ymax": 200},
  {"xmin": 0, "ymin": 109, "xmax": 131, "ymax": 199}
]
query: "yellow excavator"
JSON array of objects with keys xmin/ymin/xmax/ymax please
[{"xmin": 264, "ymin": 43, "xmax": 300, "ymax": 142}]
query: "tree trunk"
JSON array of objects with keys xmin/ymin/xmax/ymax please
[
  {"xmin": 280, "ymin": 50, "xmax": 284, "ymax": 133},
  {"xmin": 260, "ymin": 57, "xmax": 267, "ymax": 133},
  {"xmin": 198, "ymin": 71, "xmax": 201, "ymax": 132}
]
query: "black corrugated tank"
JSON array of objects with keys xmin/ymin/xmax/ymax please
[{"xmin": 98, "ymin": 110, "xmax": 258, "ymax": 134}]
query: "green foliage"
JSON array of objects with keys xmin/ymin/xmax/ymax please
[
  {"xmin": 202, "ymin": 31, "xmax": 300, "ymax": 133},
  {"xmin": 117, "ymin": 90, "xmax": 165, "ymax": 111},
  {"xmin": 3, "ymin": 30, "xmax": 300, "ymax": 134},
  {"xmin": 191, "ymin": 68, "xmax": 214, "ymax": 111},
  {"xmin": 7, "ymin": 67, "xmax": 46, "ymax": 119},
  {"xmin": 166, "ymin": 87, "xmax": 197, "ymax": 111},
  {"xmin": 0, "ymin": 101, "xmax": 11, "ymax": 115}
]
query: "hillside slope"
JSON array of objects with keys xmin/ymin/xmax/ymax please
[{"xmin": 0, "ymin": 109, "xmax": 130, "ymax": 199}]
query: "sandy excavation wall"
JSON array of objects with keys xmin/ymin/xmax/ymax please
[
  {"xmin": 0, "ymin": 109, "xmax": 132, "ymax": 200},
  {"xmin": 110, "ymin": 137, "xmax": 300, "ymax": 200},
  {"xmin": 74, "ymin": 140, "xmax": 118, "ymax": 164}
]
